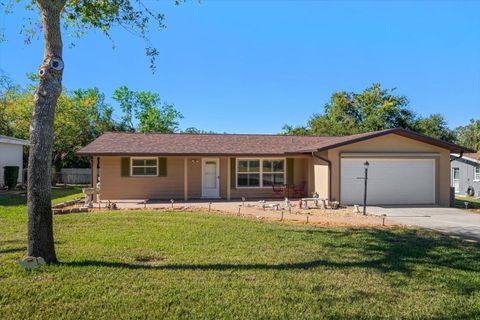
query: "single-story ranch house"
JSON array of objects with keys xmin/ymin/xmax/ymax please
[{"xmin": 77, "ymin": 128, "xmax": 473, "ymax": 206}]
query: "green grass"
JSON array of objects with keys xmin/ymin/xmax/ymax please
[
  {"xmin": 1, "ymin": 191, "xmax": 480, "ymax": 319},
  {"xmin": 455, "ymin": 196, "xmax": 480, "ymax": 209}
]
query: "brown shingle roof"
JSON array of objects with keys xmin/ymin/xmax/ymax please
[
  {"xmin": 77, "ymin": 132, "xmax": 334, "ymax": 156},
  {"xmin": 77, "ymin": 128, "xmax": 474, "ymax": 156}
]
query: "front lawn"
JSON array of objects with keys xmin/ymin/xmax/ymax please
[
  {"xmin": 455, "ymin": 196, "xmax": 480, "ymax": 210},
  {"xmin": 1, "ymin": 192, "xmax": 480, "ymax": 319}
]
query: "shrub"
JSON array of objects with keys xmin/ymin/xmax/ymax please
[{"xmin": 3, "ymin": 166, "xmax": 19, "ymax": 190}]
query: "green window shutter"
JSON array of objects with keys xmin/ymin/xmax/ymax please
[
  {"xmin": 286, "ymin": 158, "xmax": 294, "ymax": 184},
  {"xmin": 158, "ymin": 157, "xmax": 167, "ymax": 177},
  {"xmin": 230, "ymin": 157, "xmax": 236, "ymax": 189},
  {"xmin": 121, "ymin": 157, "xmax": 130, "ymax": 177}
]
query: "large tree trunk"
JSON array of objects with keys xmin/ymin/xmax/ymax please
[{"xmin": 27, "ymin": 0, "xmax": 66, "ymax": 264}]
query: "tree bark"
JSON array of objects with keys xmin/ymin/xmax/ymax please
[{"xmin": 27, "ymin": 0, "xmax": 66, "ymax": 263}]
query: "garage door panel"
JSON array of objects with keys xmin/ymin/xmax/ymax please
[{"xmin": 341, "ymin": 158, "xmax": 436, "ymax": 205}]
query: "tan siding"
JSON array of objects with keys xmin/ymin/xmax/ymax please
[
  {"xmin": 313, "ymin": 160, "xmax": 329, "ymax": 199},
  {"xmin": 99, "ymin": 155, "xmax": 312, "ymax": 200},
  {"xmin": 326, "ymin": 133, "xmax": 451, "ymax": 206},
  {"xmin": 99, "ymin": 156, "xmax": 185, "ymax": 200},
  {"xmin": 307, "ymin": 151, "xmax": 329, "ymax": 198},
  {"xmin": 220, "ymin": 157, "xmax": 228, "ymax": 198}
]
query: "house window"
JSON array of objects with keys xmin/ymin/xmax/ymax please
[
  {"xmin": 475, "ymin": 167, "xmax": 480, "ymax": 181},
  {"xmin": 237, "ymin": 159, "xmax": 285, "ymax": 188},
  {"xmin": 262, "ymin": 160, "xmax": 285, "ymax": 187},
  {"xmin": 131, "ymin": 158, "xmax": 157, "ymax": 176},
  {"xmin": 237, "ymin": 159, "xmax": 260, "ymax": 187}
]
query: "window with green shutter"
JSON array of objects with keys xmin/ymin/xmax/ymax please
[{"xmin": 130, "ymin": 158, "xmax": 158, "ymax": 176}]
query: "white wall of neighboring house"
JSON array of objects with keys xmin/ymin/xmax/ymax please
[{"xmin": 0, "ymin": 136, "xmax": 29, "ymax": 186}]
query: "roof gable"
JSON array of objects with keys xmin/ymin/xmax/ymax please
[{"xmin": 296, "ymin": 128, "xmax": 474, "ymax": 154}]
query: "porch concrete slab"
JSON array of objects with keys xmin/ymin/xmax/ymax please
[{"xmin": 368, "ymin": 206, "xmax": 480, "ymax": 241}]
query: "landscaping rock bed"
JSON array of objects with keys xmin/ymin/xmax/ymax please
[{"xmin": 52, "ymin": 198, "xmax": 89, "ymax": 214}]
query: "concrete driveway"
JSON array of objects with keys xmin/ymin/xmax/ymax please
[{"xmin": 369, "ymin": 206, "xmax": 480, "ymax": 241}]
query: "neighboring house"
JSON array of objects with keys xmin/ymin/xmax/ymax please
[
  {"xmin": 77, "ymin": 128, "xmax": 472, "ymax": 206},
  {"xmin": 451, "ymin": 152, "xmax": 480, "ymax": 197},
  {"xmin": 0, "ymin": 135, "xmax": 29, "ymax": 186}
]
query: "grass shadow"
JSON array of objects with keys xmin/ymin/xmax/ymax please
[
  {"xmin": 0, "ymin": 187, "xmax": 82, "ymax": 207},
  {"xmin": 61, "ymin": 228, "xmax": 480, "ymax": 276},
  {"xmin": 0, "ymin": 247, "xmax": 26, "ymax": 254}
]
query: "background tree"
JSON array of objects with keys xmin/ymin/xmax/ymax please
[
  {"xmin": 0, "ymin": 78, "xmax": 120, "ymax": 173},
  {"xmin": 182, "ymin": 127, "xmax": 218, "ymax": 134},
  {"xmin": 0, "ymin": 72, "xmax": 21, "ymax": 136},
  {"xmin": 1, "ymin": 76, "xmax": 182, "ymax": 171},
  {"xmin": 113, "ymin": 86, "xmax": 183, "ymax": 133},
  {"xmin": 282, "ymin": 83, "xmax": 456, "ymax": 143},
  {"xmin": 414, "ymin": 114, "xmax": 455, "ymax": 142},
  {"xmin": 1, "ymin": 0, "xmax": 172, "ymax": 263},
  {"xmin": 455, "ymin": 119, "xmax": 480, "ymax": 152}
]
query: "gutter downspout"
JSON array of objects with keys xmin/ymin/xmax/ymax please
[
  {"xmin": 312, "ymin": 152, "xmax": 332, "ymax": 201},
  {"xmin": 450, "ymin": 151, "xmax": 464, "ymax": 162}
]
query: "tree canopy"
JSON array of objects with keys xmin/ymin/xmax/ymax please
[
  {"xmin": 455, "ymin": 119, "xmax": 480, "ymax": 152},
  {"xmin": 0, "ymin": 74, "xmax": 183, "ymax": 170},
  {"xmin": 113, "ymin": 86, "xmax": 183, "ymax": 133},
  {"xmin": 282, "ymin": 83, "xmax": 456, "ymax": 143}
]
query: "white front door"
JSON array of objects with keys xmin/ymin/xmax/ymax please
[
  {"xmin": 202, "ymin": 158, "xmax": 220, "ymax": 198},
  {"xmin": 452, "ymin": 167, "xmax": 460, "ymax": 193}
]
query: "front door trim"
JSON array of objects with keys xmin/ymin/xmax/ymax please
[{"xmin": 201, "ymin": 158, "xmax": 220, "ymax": 198}]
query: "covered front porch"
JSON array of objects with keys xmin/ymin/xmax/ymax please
[{"xmin": 90, "ymin": 155, "xmax": 313, "ymax": 202}]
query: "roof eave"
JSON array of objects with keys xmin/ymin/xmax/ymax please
[
  {"xmin": 76, "ymin": 152, "xmax": 311, "ymax": 157},
  {"xmin": 311, "ymin": 128, "xmax": 475, "ymax": 153}
]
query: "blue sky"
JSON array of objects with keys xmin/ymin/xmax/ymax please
[{"xmin": 1, "ymin": 1, "xmax": 479, "ymax": 133}]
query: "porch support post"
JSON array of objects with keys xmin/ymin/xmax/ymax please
[
  {"xmin": 92, "ymin": 156, "xmax": 98, "ymax": 203},
  {"xmin": 227, "ymin": 157, "xmax": 231, "ymax": 200},
  {"xmin": 184, "ymin": 157, "xmax": 188, "ymax": 201}
]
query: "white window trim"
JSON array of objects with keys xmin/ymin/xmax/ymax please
[
  {"xmin": 452, "ymin": 167, "xmax": 460, "ymax": 194},
  {"xmin": 130, "ymin": 157, "xmax": 158, "ymax": 177},
  {"xmin": 475, "ymin": 166, "xmax": 480, "ymax": 182},
  {"xmin": 236, "ymin": 158, "xmax": 286, "ymax": 189}
]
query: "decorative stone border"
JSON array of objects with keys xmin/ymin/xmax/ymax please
[
  {"xmin": 52, "ymin": 198, "xmax": 89, "ymax": 214},
  {"xmin": 53, "ymin": 207, "xmax": 89, "ymax": 215}
]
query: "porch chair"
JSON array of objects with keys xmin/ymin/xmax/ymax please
[
  {"xmin": 292, "ymin": 181, "xmax": 306, "ymax": 198},
  {"xmin": 271, "ymin": 182, "xmax": 285, "ymax": 198}
]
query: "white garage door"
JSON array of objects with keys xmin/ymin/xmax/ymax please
[{"xmin": 341, "ymin": 158, "xmax": 436, "ymax": 205}]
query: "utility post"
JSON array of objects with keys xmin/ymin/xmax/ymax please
[{"xmin": 363, "ymin": 161, "xmax": 369, "ymax": 215}]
